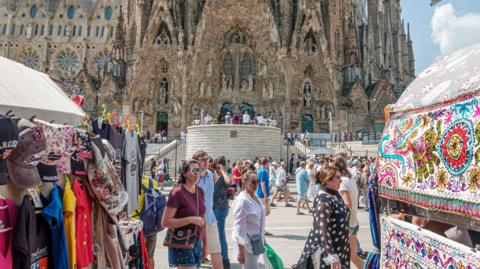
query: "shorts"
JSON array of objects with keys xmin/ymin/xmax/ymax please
[
  {"xmin": 349, "ymin": 225, "xmax": 359, "ymax": 236},
  {"xmin": 207, "ymin": 223, "xmax": 221, "ymax": 254},
  {"xmin": 156, "ymin": 174, "xmax": 164, "ymax": 182},
  {"xmin": 168, "ymin": 239, "xmax": 202, "ymax": 268},
  {"xmin": 145, "ymin": 233, "xmax": 157, "ymax": 259},
  {"xmin": 297, "ymin": 192, "xmax": 307, "ymax": 202}
]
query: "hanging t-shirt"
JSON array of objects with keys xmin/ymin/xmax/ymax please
[
  {"xmin": 0, "ymin": 198, "xmax": 18, "ymax": 269},
  {"xmin": 42, "ymin": 186, "xmax": 70, "ymax": 269},
  {"xmin": 13, "ymin": 196, "xmax": 50, "ymax": 269},
  {"xmin": 108, "ymin": 126, "xmax": 124, "ymax": 177},
  {"xmin": 92, "ymin": 118, "xmax": 110, "ymax": 139},
  {"xmin": 63, "ymin": 179, "xmax": 76, "ymax": 269},
  {"xmin": 123, "ymin": 130, "xmax": 141, "ymax": 214},
  {"xmin": 72, "ymin": 179, "xmax": 94, "ymax": 267}
]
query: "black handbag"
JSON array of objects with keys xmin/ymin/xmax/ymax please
[{"xmin": 163, "ymin": 186, "xmax": 199, "ymax": 250}]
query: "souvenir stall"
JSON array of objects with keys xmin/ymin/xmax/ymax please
[
  {"xmin": 366, "ymin": 44, "xmax": 480, "ymax": 268},
  {"xmin": 0, "ymin": 57, "xmax": 152, "ymax": 269}
]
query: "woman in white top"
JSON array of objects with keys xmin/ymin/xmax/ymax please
[
  {"xmin": 332, "ymin": 155, "xmax": 364, "ymax": 269},
  {"xmin": 306, "ymin": 162, "xmax": 317, "ymax": 201},
  {"xmin": 232, "ymin": 169, "xmax": 265, "ymax": 269}
]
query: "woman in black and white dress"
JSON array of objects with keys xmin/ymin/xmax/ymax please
[{"xmin": 293, "ymin": 166, "xmax": 351, "ymax": 269}]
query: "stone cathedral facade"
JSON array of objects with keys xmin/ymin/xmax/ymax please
[{"xmin": 0, "ymin": 0, "xmax": 415, "ymax": 137}]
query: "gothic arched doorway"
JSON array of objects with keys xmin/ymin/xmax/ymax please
[
  {"xmin": 301, "ymin": 114, "xmax": 313, "ymax": 132},
  {"xmin": 220, "ymin": 103, "xmax": 232, "ymax": 117},
  {"xmin": 156, "ymin": 112, "xmax": 168, "ymax": 134},
  {"xmin": 240, "ymin": 103, "xmax": 255, "ymax": 117}
]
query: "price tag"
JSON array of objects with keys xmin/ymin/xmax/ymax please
[{"xmin": 26, "ymin": 189, "xmax": 43, "ymax": 208}]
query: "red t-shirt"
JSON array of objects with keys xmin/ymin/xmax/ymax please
[
  {"xmin": 166, "ymin": 185, "xmax": 206, "ymax": 240},
  {"xmin": 232, "ymin": 167, "xmax": 241, "ymax": 184},
  {"xmin": 72, "ymin": 179, "xmax": 94, "ymax": 267}
]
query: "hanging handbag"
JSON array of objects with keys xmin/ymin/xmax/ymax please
[
  {"xmin": 163, "ymin": 186, "xmax": 199, "ymax": 250},
  {"xmin": 248, "ymin": 200, "xmax": 265, "ymax": 255}
]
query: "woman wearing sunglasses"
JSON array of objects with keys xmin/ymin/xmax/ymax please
[
  {"xmin": 232, "ymin": 169, "xmax": 266, "ymax": 269},
  {"xmin": 293, "ymin": 166, "xmax": 351, "ymax": 269},
  {"xmin": 162, "ymin": 160, "xmax": 206, "ymax": 268}
]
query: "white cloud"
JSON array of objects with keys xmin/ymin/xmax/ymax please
[{"xmin": 431, "ymin": 3, "xmax": 480, "ymax": 55}]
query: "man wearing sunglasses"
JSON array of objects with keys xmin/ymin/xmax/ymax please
[{"xmin": 193, "ymin": 150, "xmax": 224, "ymax": 269}]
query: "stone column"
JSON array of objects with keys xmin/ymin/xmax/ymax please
[
  {"xmin": 280, "ymin": 55, "xmax": 293, "ymax": 134},
  {"xmin": 179, "ymin": 55, "xmax": 190, "ymax": 132}
]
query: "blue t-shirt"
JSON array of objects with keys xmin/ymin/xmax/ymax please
[
  {"xmin": 256, "ymin": 167, "xmax": 270, "ymax": 198},
  {"xmin": 197, "ymin": 170, "xmax": 217, "ymax": 225},
  {"xmin": 42, "ymin": 186, "xmax": 70, "ymax": 269}
]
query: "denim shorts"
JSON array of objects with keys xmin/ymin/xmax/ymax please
[{"xmin": 168, "ymin": 239, "xmax": 202, "ymax": 268}]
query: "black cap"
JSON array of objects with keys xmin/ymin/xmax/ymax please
[
  {"xmin": 0, "ymin": 114, "xmax": 20, "ymax": 184},
  {"xmin": 37, "ymin": 163, "xmax": 59, "ymax": 183}
]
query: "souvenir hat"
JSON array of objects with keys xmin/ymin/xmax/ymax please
[
  {"xmin": 0, "ymin": 114, "xmax": 20, "ymax": 185},
  {"xmin": 6, "ymin": 119, "xmax": 46, "ymax": 188},
  {"xmin": 37, "ymin": 163, "xmax": 59, "ymax": 183}
]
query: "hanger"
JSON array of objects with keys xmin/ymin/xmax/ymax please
[
  {"xmin": 135, "ymin": 124, "xmax": 140, "ymax": 135},
  {"xmin": 113, "ymin": 111, "xmax": 120, "ymax": 128},
  {"xmin": 107, "ymin": 112, "xmax": 112, "ymax": 125},
  {"xmin": 102, "ymin": 104, "xmax": 108, "ymax": 121}
]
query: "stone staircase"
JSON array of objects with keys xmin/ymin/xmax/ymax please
[
  {"xmin": 144, "ymin": 140, "xmax": 186, "ymax": 180},
  {"xmin": 326, "ymin": 141, "xmax": 379, "ymax": 157}
]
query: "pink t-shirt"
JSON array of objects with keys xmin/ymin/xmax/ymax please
[{"xmin": 0, "ymin": 198, "xmax": 18, "ymax": 269}]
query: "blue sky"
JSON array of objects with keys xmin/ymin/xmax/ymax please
[{"xmin": 401, "ymin": 0, "xmax": 480, "ymax": 73}]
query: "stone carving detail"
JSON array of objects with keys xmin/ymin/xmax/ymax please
[
  {"xmin": 304, "ymin": 31, "xmax": 318, "ymax": 53},
  {"xmin": 303, "ymin": 80, "xmax": 313, "ymax": 107},
  {"xmin": 206, "ymin": 60, "xmax": 213, "ymax": 76},
  {"xmin": 159, "ymin": 79, "xmax": 168, "ymax": 104},
  {"xmin": 155, "ymin": 22, "xmax": 171, "ymax": 46}
]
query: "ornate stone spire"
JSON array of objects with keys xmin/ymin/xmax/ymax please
[{"xmin": 109, "ymin": 6, "xmax": 126, "ymax": 85}]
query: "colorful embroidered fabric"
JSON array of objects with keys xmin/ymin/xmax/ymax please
[
  {"xmin": 393, "ymin": 43, "xmax": 480, "ymax": 111},
  {"xmin": 381, "ymin": 216, "xmax": 480, "ymax": 269},
  {"xmin": 377, "ymin": 91, "xmax": 480, "ymax": 219}
]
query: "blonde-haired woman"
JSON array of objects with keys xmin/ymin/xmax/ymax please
[{"xmin": 293, "ymin": 166, "xmax": 350, "ymax": 269}]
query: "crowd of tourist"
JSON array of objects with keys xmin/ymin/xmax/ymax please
[
  {"xmin": 150, "ymin": 148, "xmax": 374, "ymax": 269},
  {"xmin": 192, "ymin": 111, "xmax": 278, "ymax": 127}
]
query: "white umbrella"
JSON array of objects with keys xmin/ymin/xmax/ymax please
[{"xmin": 0, "ymin": 56, "xmax": 86, "ymax": 125}]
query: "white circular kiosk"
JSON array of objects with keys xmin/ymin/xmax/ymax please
[{"xmin": 186, "ymin": 124, "xmax": 282, "ymax": 161}]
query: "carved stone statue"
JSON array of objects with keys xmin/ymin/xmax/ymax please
[
  {"xmin": 248, "ymin": 74, "xmax": 253, "ymax": 91},
  {"xmin": 206, "ymin": 84, "xmax": 212, "ymax": 97},
  {"xmin": 268, "ymin": 82, "xmax": 274, "ymax": 99},
  {"xmin": 262, "ymin": 83, "xmax": 267, "ymax": 98},
  {"xmin": 206, "ymin": 61, "xmax": 213, "ymax": 76},
  {"xmin": 304, "ymin": 91, "xmax": 312, "ymax": 107},
  {"xmin": 159, "ymin": 81, "xmax": 168, "ymax": 104},
  {"xmin": 258, "ymin": 61, "xmax": 267, "ymax": 76},
  {"xmin": 199, "ymin": 81, "xmax": 205, "ymax": 97},
  {"xmin": 222, "ymin": 74, "xmax": 228, "ymax": 91},
  {"xmin": 240, "ymin": 79, "xmax": 248, "ymax": 91}
]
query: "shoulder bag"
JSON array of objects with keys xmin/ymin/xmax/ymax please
[
  {"xmin": 163, "ymin": 186, "xmax": 199, "ymax": 250},
  {"xmin": 248, "ymin": 198, "xmax": 265, "ymax": 255}
]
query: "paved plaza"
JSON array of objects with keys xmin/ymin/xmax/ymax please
[{"xmin": 154, "ymin": 183, "xmax": 373, "ymax": 269}]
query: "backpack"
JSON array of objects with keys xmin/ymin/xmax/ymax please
[{"xmin": 140, "ymin": 179, "xmax": 167, "ymax": 235}]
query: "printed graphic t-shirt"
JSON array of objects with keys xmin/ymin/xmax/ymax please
[
  {"xmin": 123, "ymin": 130, "xmax": 141, "ymax": 214},
  {"xmin": 42, "ymin": 186, "xmax": 70, "ymax": 269},
  {"xmin": 0, "ymin": 198, "xmax": 18, "ymax": 269},
  {"xmin": 13, "ymin": 196, "xmax": 50, "ymax": 269}
]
